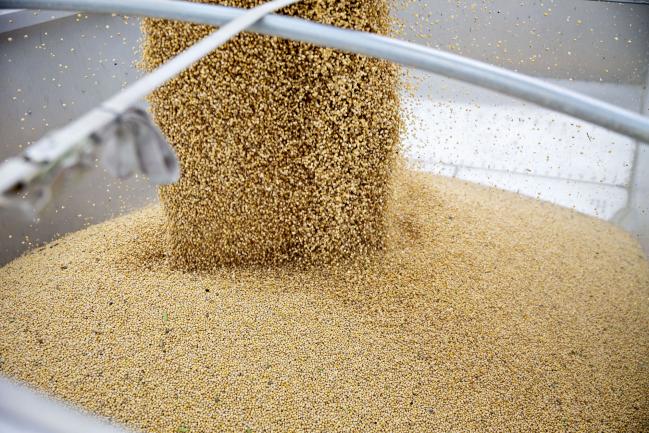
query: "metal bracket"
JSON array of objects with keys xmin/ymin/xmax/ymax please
[{"xmin": 0, "ymin": 107, "xmax": 178, "ymax": 218}]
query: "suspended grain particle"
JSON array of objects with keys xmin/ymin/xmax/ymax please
[
  {"xmin": 141, "ymin": 0, "xmax": 401, "ymax": 269},
  {"xmin": 0, "ymin": 1, "xmax": 648, "ymax": 432}
]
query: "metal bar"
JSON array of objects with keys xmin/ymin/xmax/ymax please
[
  {"xmin": 586, "ymin": 0, "xmax": 648, "ymax": 4},
  {"xmin": 0, "ymin": 376, "xmax": 131, "ymax": 433},
  {"xmin": 2, "ymin": 0, "xmax": 649, "ymax": 145},
  {"xmin": 0, "ymin": 0, "xmax": 302, "ymax": 214}
]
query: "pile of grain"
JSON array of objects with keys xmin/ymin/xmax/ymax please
[
  {"xmin": 1, "ymin": 1, "xmax": 649, "ymax": 431},
  {"xmin": 1, "ymin": 171, "xmax": 648, "ymax": 432},
  {"xmin": 142, "ymin": 0, "xmax": 401, "ymax": 270}
]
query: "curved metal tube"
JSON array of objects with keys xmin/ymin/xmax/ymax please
[
  {"xmin": 2, "ymin": 0, "xmax": 649, "ymax": 143},
  {"xmin": 0, "ymin": 0, "xmax": 302, "ymax": 215}
]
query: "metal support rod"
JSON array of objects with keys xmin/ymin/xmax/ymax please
[
  {"xmin": 612, "ymin": 67, "xmax": 649, "ymax": 253},
  {"xmin": 2, "ymin": 0, "xmax": 649, "ymax": 144},
  {"xmin": 0, "ymin": 0, "xmax": 301, "ymax": 215},
  {"xmin": 0, "ymin": 376, "xmax": 131, "ymax": 433},
  {"xmin": 27, "ymin": 0, "xmax": 301, "ymax": 152}
]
